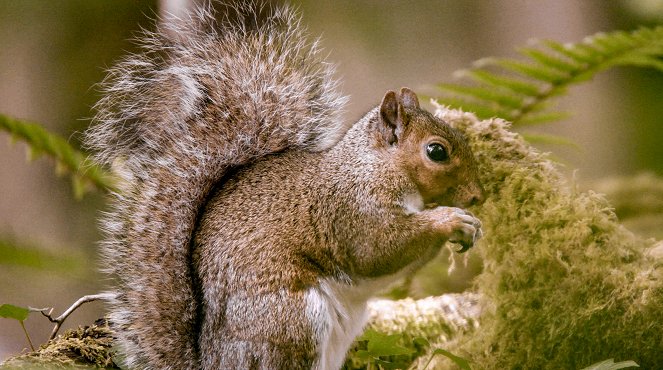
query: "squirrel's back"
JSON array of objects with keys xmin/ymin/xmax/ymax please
[{"xmin": 85, "ymin": 2, "xmax": 346, "ymax": 369}]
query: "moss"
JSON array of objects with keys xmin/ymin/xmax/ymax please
[
  {"xmin": 0, "ymin": 319, "xmax": 118, "ymax": 369},
  {"xmin": 430, "ymin": 105, "xmax": 662, "ymax": 369}
]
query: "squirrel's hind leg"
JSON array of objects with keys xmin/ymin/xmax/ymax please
[
  {"xmin": 198, "ymin": 289, "xmax": 318, "ymax": 370},
  {"xmin": 208, "ymin": 341, "xmax": 316, "ymax": 370}
]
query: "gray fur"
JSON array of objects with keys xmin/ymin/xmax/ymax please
[{"xmin": 86, "ymin": 2, "xmax": 346, "ymax": 369}]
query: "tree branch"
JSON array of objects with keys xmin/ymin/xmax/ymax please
[{"xmin": 38, "ymin": 293, "xmax": 116, "ymax": 340}]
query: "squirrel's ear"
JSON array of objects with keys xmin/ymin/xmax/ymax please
[
  {"xmin": 379, "ymin": 90, "xmax": 400, "ymax": 145},
  {"xmin": 399, "ymin": 87, "xmax": 420, "ymax": 109}
]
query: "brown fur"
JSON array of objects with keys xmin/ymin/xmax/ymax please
[
  {"xmin": 86, "ymin": 2, "xmax": 483, "ymax": 369},
  {"xmin": 192, "ymin": 88, "xmax": 484, "ymax": 368}
]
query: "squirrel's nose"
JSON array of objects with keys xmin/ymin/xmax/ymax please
[
  {"xmin": 467, "ymin": 184, "xmax": 486, "ymax": 207},
  {"xmin": 469, "ymin": 185, "xmax": 486, "ymax": 206},
  {"xmin": 468, "ymin": 193, "xmax": 484, "ymax": 207},
  {"xmin": 450, "ymin": 183, "xmax": 486, "ymax": 208}
]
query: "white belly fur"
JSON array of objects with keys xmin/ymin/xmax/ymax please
[
  {"xmin": 305, "ymin": 271, "xmax": 411, "ymax": 370},
  {"xmin": 306, "ymin": 191, "xmax": 431, "ymax": 369}
]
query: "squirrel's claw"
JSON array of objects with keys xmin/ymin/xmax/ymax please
[
  {"xmin": 455, "ymin": 242, "xmax": 472, "ymax": 253},
  {"xmin": 447, "ymin": 208, "xmax": 483, "ymax": 253}
]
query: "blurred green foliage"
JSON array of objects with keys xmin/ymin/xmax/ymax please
[
  {"xmin": 434, "ymin": 27, "xmax": 663, "ymax": 139},
  {"xmin": 0, "ymin": 114, "xmax": 113, "ymax": 198},
  {"xmin": 0, "ymin": 238, "xmax": 87, "ymax": 277}
]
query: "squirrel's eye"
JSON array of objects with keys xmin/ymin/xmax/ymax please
[{"xmin": 426, "ymin": 143, "xmax": 449, "ymax": 162}]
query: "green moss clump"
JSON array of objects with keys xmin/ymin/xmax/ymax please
[
  {"xmin": 0, "ymin": 320, "xmax": 118, "ymax": 369},
  {"xmin": 432, "ymin": 105, "xmax": 662, "ymax": 369}
]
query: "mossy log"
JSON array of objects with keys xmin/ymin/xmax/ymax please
[
  {"xmin": 424, "ymin": 106, "xmax": 662, "ymax": 369},
  {"xmin": 0, "ymin": 319, "xmax": 116, "ymax": 369}
]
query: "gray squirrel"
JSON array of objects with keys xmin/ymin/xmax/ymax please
[{"xmin": 85, "ymin": 2, "xmax": 485, "ymax": 369}]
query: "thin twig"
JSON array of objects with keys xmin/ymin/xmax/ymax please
[
  {"xmin": 19, "ymin": 320, "xmax": 35, "ymax": 351},
  {"xmin": 39, "ymin": 293, "xmax": 116, "ymax": 340},
  {"xmin": 28, "ymin": 307, "xmax": 50, "ymax": 313}
]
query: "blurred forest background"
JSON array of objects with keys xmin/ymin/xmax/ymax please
[{"xmin": 1, "ymin": 0, "xmax": 661, "ymax": 361}]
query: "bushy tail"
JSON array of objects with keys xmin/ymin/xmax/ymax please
[{"xmin": 85, "ymin": 2, "xmax": 346, "ymax": 369}]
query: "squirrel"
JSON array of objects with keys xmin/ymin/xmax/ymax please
[{"xmin": 84, "ymin": 2, "xmax": 485, "ymax": 369}]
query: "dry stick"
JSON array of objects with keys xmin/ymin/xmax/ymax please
[{"xmin": 40, "ymin": 293, "xmax": 116, "ymax": 340}]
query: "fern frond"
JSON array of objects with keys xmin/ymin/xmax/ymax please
[
  {"xmin": 459, "ymin": 69, "xmax": 543, "ymax": 96},
  {"xmin": 431, "ymin": 96, "xmax": 512, "ymax": 121},
  {"xmin": 437, "ymin": 83, "xmax": 526, "ymax": 109},
  {"xmin": 0, "ymin": 114, "xmax": 113, "ymax": 197},
  {"xmin": 518, "ymin": 111, "xmax": 572, "ymax": 126},
  {"xmin": 519, "ymin": 47, "xmax": 580, "ymax": 73},
  {"xmin": 493, "ymin": 58, "xmax": 569, "ymax": 83},
  {"xmin": 435, "ymin": 26, "xmax": 663, "ymax": 126}
]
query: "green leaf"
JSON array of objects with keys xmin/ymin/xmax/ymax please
[
  {"xmin": 412, "ymin": 337, "xmax": 430, "ymax": 348},
  {"xmin": 430, "ymin": 348, "xmax": 472, "ymax": 370},
  {"xmin": 358, "ymin": 329, "xmax": 416, "ymax": 357},
  {"xmin": 354, "ymin": 350, "xmax": 374, "ymax": 361},
  {"xmin": 375, "ymin": 358, "xmax": 400, "ymax": 369},
  {"xmin": 0, "ymin": 304, "xmax": 30, "ymax": 321},
  {"xmin": 0, "ymin": 113, "xmax": 114, "ymax": 197},
  {"xmin": 580, "ymin": 358, "xmax": 639, "ymax": 370}
]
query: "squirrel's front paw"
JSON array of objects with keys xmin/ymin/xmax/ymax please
[{"xmin": 430, "ymin": 207, "xmax": 483, "ymax": 253}]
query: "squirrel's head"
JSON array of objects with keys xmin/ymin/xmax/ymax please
[{"xmin": 375, "ymin": 88, "xmax": 485, "ymax": 209}]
